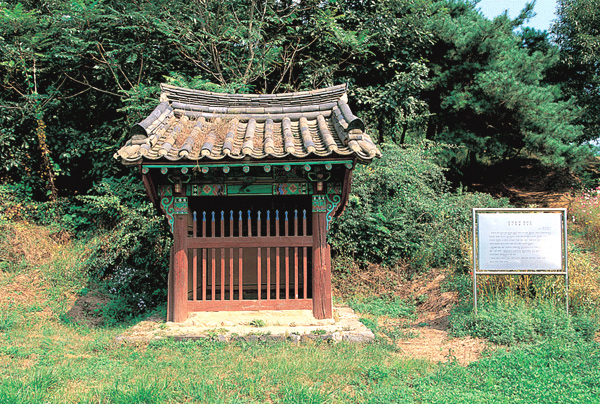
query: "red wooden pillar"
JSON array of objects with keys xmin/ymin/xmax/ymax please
[
  {"xmin": 167, "ymin": 246, "xmax": 174, "ymax": 321},
  {"xmin": 312, "ymin": 194, "xmax": 332, "ymax": 319},
  {"xmin": 169, "ymin": 195, "xmax": 189, "ymax": 322}
]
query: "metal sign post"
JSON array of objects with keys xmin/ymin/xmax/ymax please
[{"xmin": 472, "ymin": 208, "xmax": 568, "ymax": 315}]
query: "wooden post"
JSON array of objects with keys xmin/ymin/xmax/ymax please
[
  {"xmin": 312, "ymin": 194, "xmax": 332, "ymax": 319},
  {"xmin": 167, "ymin": 246, "xmax": 174, "ymax": 321},
  {"xmin": 171, "ymin": 196, "xmax": 189, "ymax": 322}
]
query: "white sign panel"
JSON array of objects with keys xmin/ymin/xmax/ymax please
[{"xmin": 477, "ymin": 212, "xmax": 563, "ymax": 271}]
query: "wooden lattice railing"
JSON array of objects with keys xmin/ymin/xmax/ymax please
[{"xmin": 185, "ymin": 209, "xmax": 313, "ymax": 311}]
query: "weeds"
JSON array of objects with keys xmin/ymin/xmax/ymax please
[
  {"xmin": 349, "ymin": 295, "xmax": 416, "ymax": 319},
  {"xmin": 0, "ymin": 312, "xmax": 17, "ymax": 332},
  {"xmin": 570, "ymin": 186, "xmax": 600, "ymax": 249},
  {"xmin": 450, "ymin": 298, "xmax": 598, "ymax": 345},
  {"xmin": 249, "ymin": 319, "xmax": 266, "ymax": 328}
]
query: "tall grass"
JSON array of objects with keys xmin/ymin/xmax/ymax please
[
  {"xmin": 571, "ymin": 186, "xmax": 600, "ymax": 249},
  {"xmin": 450, "ymin": 299, "xmax": 597, "ymax": 345}
]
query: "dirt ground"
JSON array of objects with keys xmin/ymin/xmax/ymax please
[
  {"xmin": 110, "ymin": 267, "xmax": 488, "ymax": 365},
  {"xmin": 391, "ymin": 270, "xmax": 488, "ymax": 365}
]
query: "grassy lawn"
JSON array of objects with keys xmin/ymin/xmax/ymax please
[
  {"xmin": 1, "ymin": 314, "xmax": 599, "ymax": 403},
  {"xmin": 1, "ymin": 218, "xmax": 599, "ymax": 403}
]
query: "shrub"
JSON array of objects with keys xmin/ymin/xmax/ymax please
[
  {"xmin": 568, "ymin": 248, "xmax": 600, "ymax": 311},
  {"xmin": 68, "ymin": 175, "xmax": 172, "ymax": 323},
  {"xmin": 329, "ymin": 143, "xmax": 510, "ymax": 268}
]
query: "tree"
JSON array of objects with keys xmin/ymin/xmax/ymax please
[
  {"xmin": 0, "ymin": 0, "xmax": 593, "ymax": 203},
  {"xmin": 335, "ymin": 0, "xmax": 432, "ymax": 144},
  {"xmin": 552, "ymin": 0, "xmax": 600, "ymax": 143},
  {"xmin": 421, "ymin": 0, "xmax": 590, "ymax": 170}
]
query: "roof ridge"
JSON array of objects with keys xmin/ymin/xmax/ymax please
[{"xmin": 159, "ymin": 84, "xmax": 348, "ymax": 108}]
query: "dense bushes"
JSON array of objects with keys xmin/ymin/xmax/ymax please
[
  {"xmin": 67, "ymin": 175, "xmax": 172, "ymax": 323},
  {"xmin": 329, "ymin": 143, "xmax": 510, "ymax": 268}
]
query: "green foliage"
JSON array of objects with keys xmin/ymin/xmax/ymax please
[
  {"xmin": 450, "ymin": 299, "xmax": 598, "ymax": 345},
  {"xmin": 0, "ymin": 311, "xmax": 17, "ymax": 333},
  {"xmin": 329, "ymin": 143, "xmax": 510, "ymax": 267},
  {"xmin": 277, "ymin": 382, "xmax": 331, "ymax": 404},
  {"xmin": 418, "ymin": 340, "xmax": 600, "ymax": 403},
  {"xmin": 552, "ymin": 0, "xmax": 600, "ymax": 143},
  {"xmin": 250, "ymin": 319, "xmax": 267, "ymax": 328},
  {"xmin": 424, "ymin": 1, "xmax": 591, "ymax": 170},
  {"xmin": 67, "ymin": 175, "xmax": 172, "ymax": 323},
  {"xmin": 350, "ymin": 295, "xmax": 416, "ymax": 319},
  {"xmin": 359, "ymin": 317, "xmax": 379, "ymax": 334},
  {"xmin": 2, "ymin": 0, "xmax": 592, "ymax": 206}
]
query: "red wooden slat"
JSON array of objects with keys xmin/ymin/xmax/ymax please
[
  {"xmin": 186, "ymin": 236, "xmax": 312, "ymax": 249},
  {"xmin": 248, "ymin": 210, "xmax": 252, "ymax": 237},
  {"xmin": 266, "ymin": 211, "xmax": 271, "ymax": 300},
  {"xmin": 303, "ymin": 211, "xmax": 307, "ymax": 299},
  {"xmin": 211, "ymin": 212, "xmax": 216, "ymax": 300},
  {"xmin": 221, "ymin": 213, "xmax": 225, "ymax": 301},
  {"xmin": 193, "ymin": 212, "xmax": 197, "ymax": 238},
  {"xmin": 239, "ymin": 211, "xmax": 243, "ymax": 300},
  {"xmin": 211, "ymin": 212, "xmax": 216, "ymax": 237},
  {"xmin": 202, "ymin": 248, "xmax": 207, "ymax": 301},
  {"xmin": 257, "ymin": 213, "xmax": 261, "ymax": 300},
  {"xmin": 285, "ymin": 211, "xmax": 289, "ymax": 300},
  {"xmin": 202, "ymin": 213, "xmax": 207, "ymax": 301},
  {"xmin": 193, "ymin": 248, "xmax": 197, "ymax": 301},
  {"xmin": 294, "ymin": 210, "xmax": 298, "ymax": 299},
  {"xmin": 239, "ymin": 247, "xmax": 243, "ymax": 300},
  {"xmin": 211, "ymin": 249, "xmax": 216, "ymax": 300},
  {"xmin": 192, "ymin": 212, "xmax": 198, "ymax": 302},
  {"xmin": 276, "ymin": 211, "xmax": 280, "ymax": 300},
  {"xmin": 230, "ymin": 211, "xmax": 234, "ymax": 301},
  {"xmin": 187, "ymin": 299, "xmax": 313, "ymax": 312}
]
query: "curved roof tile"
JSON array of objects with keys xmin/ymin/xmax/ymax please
[{"xmin": 115, "ymin": 84, "xmax": 380, "ymax": 164}]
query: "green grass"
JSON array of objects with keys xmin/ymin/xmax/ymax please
[
  {"xmin": 450, "ymin": 299, "xmax": 598, "ymax": 345},
  {"xmin": 1, "ymin": 319, "xmax": 599, "ymax": 403},
  {"xmin": 1, "ymin": 220, "xmax": 600, "ymax": 403},
  {"xmin": 349, "ymin": 295, "xmax": 416, "ymax": 319}
]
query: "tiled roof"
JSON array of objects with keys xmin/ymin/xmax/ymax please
[{"xmin": 114, "ymin": 84, "xmax": 380, "ymax": 165}]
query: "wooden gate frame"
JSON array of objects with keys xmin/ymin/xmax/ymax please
[{"xmin": 164, "ymin": 183, "xmax": 343, "ymax": 322}]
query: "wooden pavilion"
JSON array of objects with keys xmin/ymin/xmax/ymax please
[{"xmin": 114, "ymin": 83, "xmax": 380, "ymax": 322}]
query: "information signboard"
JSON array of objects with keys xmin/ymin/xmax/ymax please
[{"xmin": 472, "ymin": 208, "xmax": 568, "ymax": 314}]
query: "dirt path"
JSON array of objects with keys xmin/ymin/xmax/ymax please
[{"xmin": 395, "ymin": 327, "xmax": 487, "ymax": 365}]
